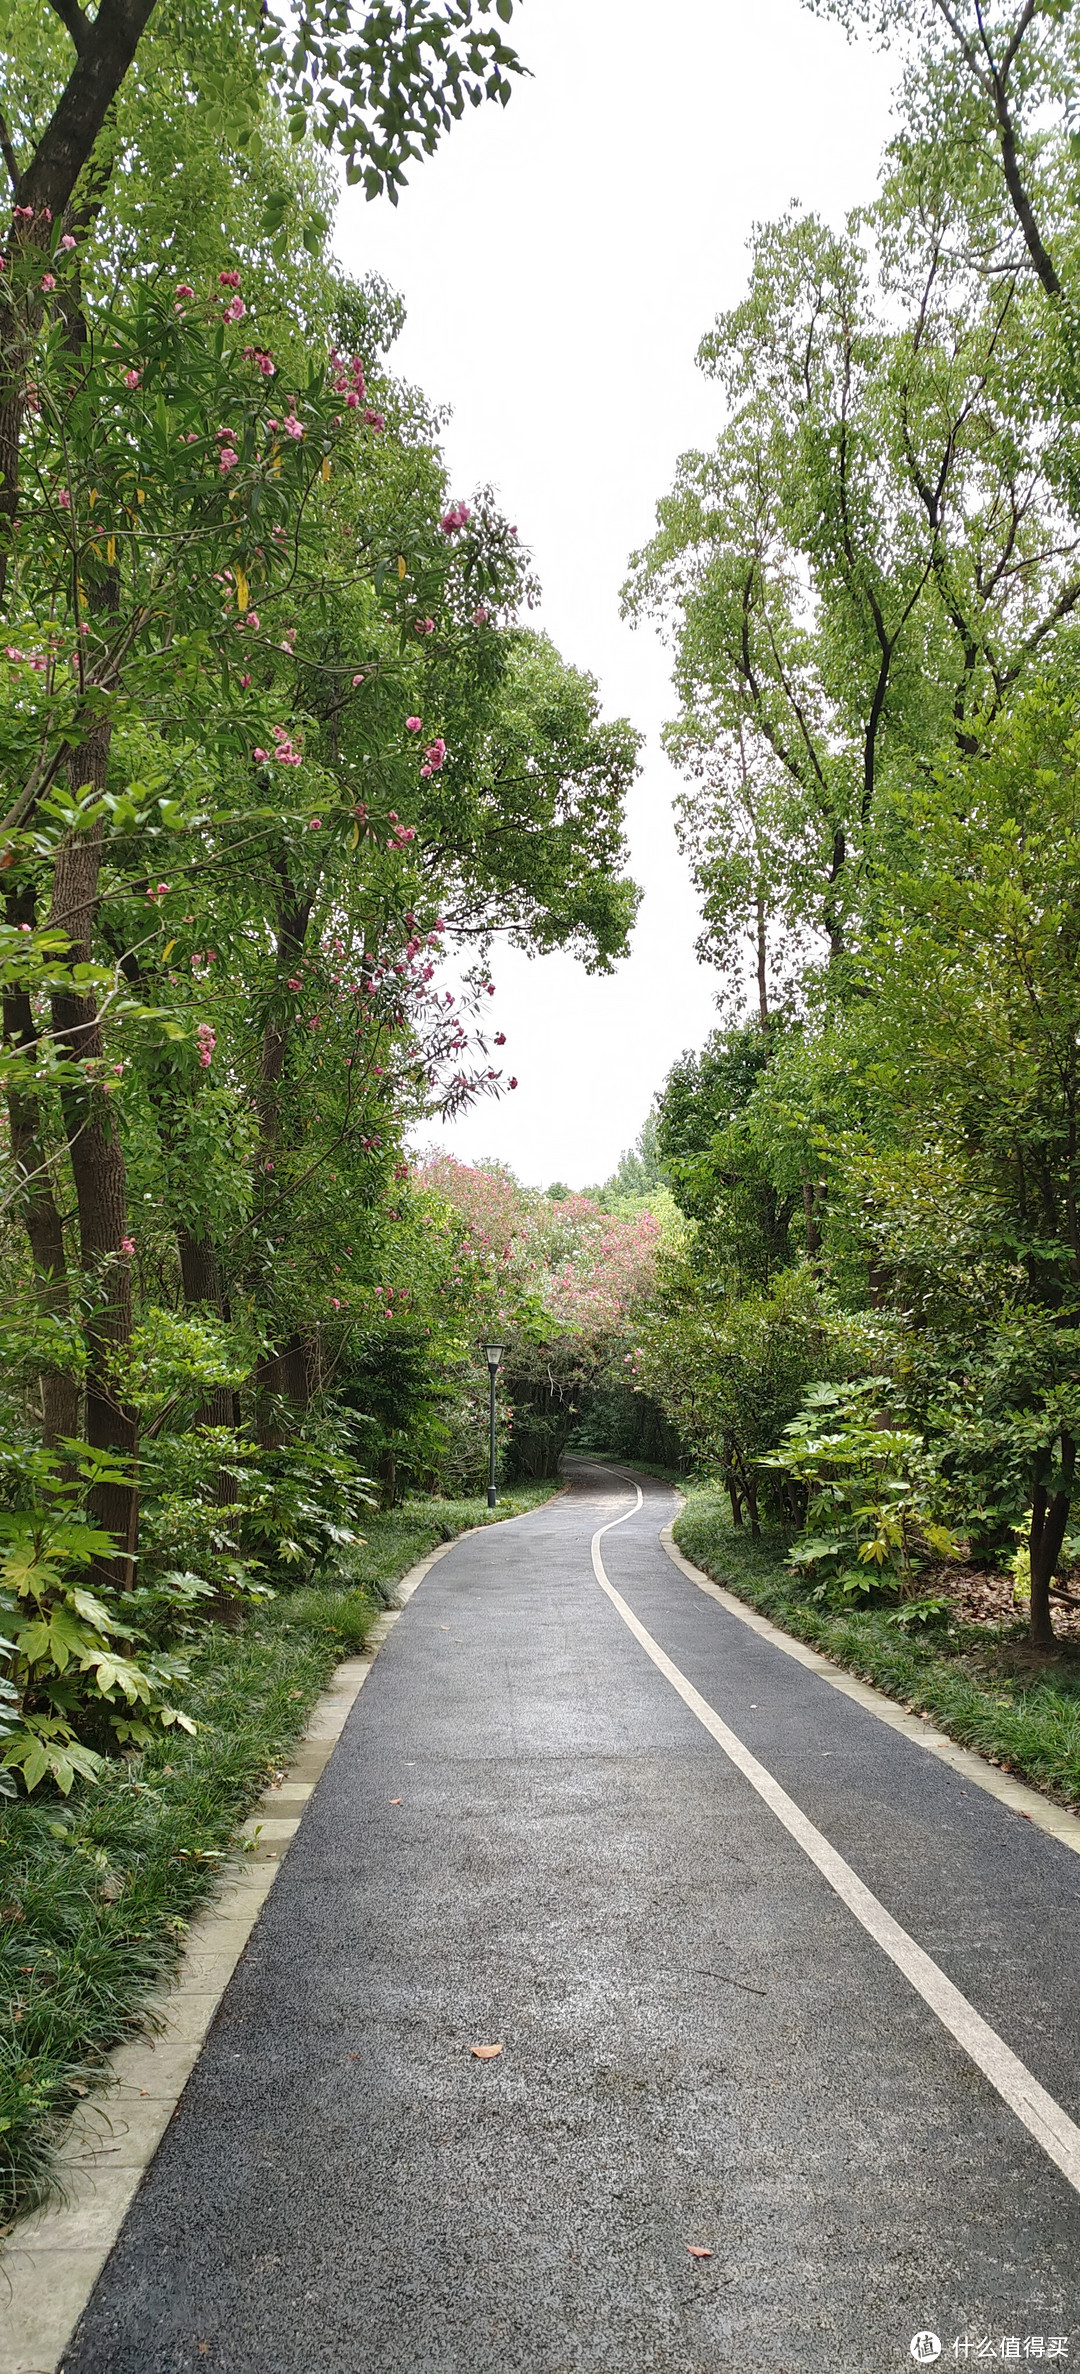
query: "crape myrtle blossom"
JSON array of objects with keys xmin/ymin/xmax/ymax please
[{"xmin": 416, "ymin": 1159, "xmax": 662, "ymax": 1346}]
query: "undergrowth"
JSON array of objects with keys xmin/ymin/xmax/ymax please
[
  {"xmin": 0, "ymin": 1484, "xmax": 554, "ymax": 2225},
  {"xmin": 674, "ymin": 1489, "xmax": 1080, "ymax": 1811}
]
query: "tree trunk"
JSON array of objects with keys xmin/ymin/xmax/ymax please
[
  {"xmin": 1028, "ymin": 1431, "xmax": 1075, "ymax": 1650},
  {"xmin": 1, "ymin": 0, "xmax": 159, "ymax": 602},
  {"xmin": 177, "ymin": 1226, "xmax": 234, "ymax": 1429},
  {"xmin": 50, "ymin": 687, "xmax": 137, "ymax": 1582},
  {"xmin": 2, "ymin": 882, "xmax": 80, "ymax": 1447},
  {"xmin": 249, "ymin": 862, "xmax": 316, "ymax": 1444},
  {"xmin": 802, "ymin": 1180, "xmax": 822, "ymax": 1257},
  {"xmin": 755, "ymin": 892, "xmax": 769, "ymax": 1034}
]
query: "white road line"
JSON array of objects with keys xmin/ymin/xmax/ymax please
[{"xmin": 591, "ymin": 1485, "xmax": 1080, "ymax": 2201}]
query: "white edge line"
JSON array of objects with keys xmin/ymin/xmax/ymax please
[
  {"xmin": 657, "ymin": 1511, "xmax": 1080, "ymax": 1856},
  {"xmin": 591, "ymin": 1486, "xmax": 1080, "ymax": 2202}
]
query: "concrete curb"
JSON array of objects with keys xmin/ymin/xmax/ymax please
[
  {"xmin": 0, "ymin": 1521, "xmax": 487, "ymax": 2374},
  {"xmin": 659, "ymin": 1516, "xmax": 1080, "ymax": 1859}
]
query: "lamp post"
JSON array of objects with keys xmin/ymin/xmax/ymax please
[{"xmin": 484, "ymin": 1341, "xmax": 506, "ymax": 1509}]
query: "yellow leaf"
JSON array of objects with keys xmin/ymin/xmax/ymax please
[
  {"xmin": 136, "ymin": 488, "xmax": 145, "ymax": 504},
  {"xmin": 236, "ymin": 567, "xmax": 249, "ymax": 612},
  {"xmin": 88, "ymin": 489, "xmax": 97, "ymax": 509},
  {"xmin": 350, "ymin": 819, "xmax": 360, "ymax": 850},
  {"xmin": 106, "ymin": 537, "xmax": 116, "ymax": 565},
  {"xmin": 161, "ymin": 938, "xmax": 176, "ymax": 961},
  {"xmin": 321, "ymin": 456, "xmax": 331, "ymax": 484},
  {"xmin": 397, "ymin": 554, "xmax": 406, "ymax": 580}
]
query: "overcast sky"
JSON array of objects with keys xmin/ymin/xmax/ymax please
[{"xmin": 337, "ymin": 0, "xmax": 894, "ymax": 1189}]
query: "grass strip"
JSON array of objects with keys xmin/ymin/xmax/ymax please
[
  {"xmin": 0, "ymin": 1483, "xmax": 555, "ymax": 2225},
  {"xmin": 673, "ymin": 1488, "xmax": 1080, "ymax": 1814}
]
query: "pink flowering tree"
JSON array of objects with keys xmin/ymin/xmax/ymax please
[{"xmin": 412, "ymin": 1157, "xmax": 665, "ymax": 1477}]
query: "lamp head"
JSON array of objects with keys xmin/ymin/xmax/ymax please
[{"xmin": 484, "ymin": 1341, "xmax": 507, "ymax": 1370}]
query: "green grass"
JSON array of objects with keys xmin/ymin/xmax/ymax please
[
  {"xmin": 0, "ymin": 1484, "xmax": 556, "ymax": 2226},
  {"xmin": 674, "ymin": 1487, "xmax": 1080, "ymax": 1813}
]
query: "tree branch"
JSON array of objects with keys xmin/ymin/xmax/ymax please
[
  {"xmin": 0, "ymin": 108, "xmax": 19, "ymax": 192},
  {"xmin": 44, "ymin": 0, "xmax": 92, "ymax": 55}
]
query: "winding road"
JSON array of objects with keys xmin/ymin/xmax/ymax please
[{"xmin": 64, "ymin": 1462, "xmax": 1080, "ymax": 2373}]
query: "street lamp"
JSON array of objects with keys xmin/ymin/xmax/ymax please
[{"xmin": 483, "ymin": 1341, "xmax": 507, "ymax": 1508}]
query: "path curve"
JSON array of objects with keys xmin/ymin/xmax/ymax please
[{"xmin": 63, "ymin": 1461, "xmax": 1080, "ymax": 2372}]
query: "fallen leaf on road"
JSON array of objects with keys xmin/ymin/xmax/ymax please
[
  {"xmin": 686, "ymin": 2245, "xmax": 712, "ymax": 2259},
  {"xmin": 348, "ymin": 2052, "xmax": 362, "ymax": 2060},
  {"xmin": 471, "ymin": 2043, "xmax": 503, "ymax": 2059},
  {"xmin": 389, "ymin": 1797, "xmax": 402, "ymax": 1805}
]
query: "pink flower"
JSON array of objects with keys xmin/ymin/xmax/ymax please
[
  {"xmin": 4, "ymin": 646, "xmax": 23, "ymax": 662},
  {"xmin": 245, "ymin": 611, "xmax": 260, "ymax": 630},
  {"xmin": 60, "ymin": 233, "xmax": 76, "ymax": 251},
  {"xmin": 40, "ymin": 273, "xmax": 55, "ymax": 292},
  {"xmin": 287, "ymin": 977, "xmax": 301, "ymax": 990},
  {"xmin": 494, "ymin": 1031, "xmax": 506, "ymax": 1045},
  {"xmin": 414, "ymin": 617, "xmax": 435, "ymax": 636},
  {"xmin": 176, "ymin": 282, "xmax": 194, "ymax": 298},
  {"xmin": 219, "ymin": 446, "xmax": 239, "ymax": 473},
  {"xmin": 424, "ymin": 738, "xmax": 446, "ymax": 770},
  {"xmin": 331, "ymin": 1297, "xmax": 341, "ymax": 1309},
  {"xmin": 219, "ymin": 270, "xmax": 241, "ymax": 288},
  {"xmin": 195, "ymin": 1023, "xmax": 216, "ymax": 1068},
  {"xmin": 307, "ymin": 816, "xmax": 322, "ymax": 829},
  {"xmin": 253, "ymin": 747, "xmax": 270, "ymax": 762},
  {"xmin": 282, "ymin": 412, "xmax": 304, "ymax": 440},
  {"xmin": 120, "ymin": 1235, "xmax": 135, "ymax": 1256},
  {"xmin": 57, "ymin": 489, "xmax": 71, "ymax": 510},
  {"xmin": 240, "ymin": 672, "xmax": 252, "ymax": 688},
  {"xmin": 352, "ymin": 673, "xmax": 365, "ymax": 687},
  {"xmin": 439, "ymin": 502, "xmax": 471, "ymax": 535},
  {"xmin": 13, "ymin": 205, "xmax": 34, "ymax": 221},
  {"xmin": 472, "ymin": 606, "xmax": 489, "ymax": 625},
  {"xmin": 509, "ymin": 1078, "xmax": 518, "ymax": 1090},
  {"xmin": 363, "ymin": 410, "xmax": 385, "ymax": 431},
  {"xmin": 420, "ymin": 763, "xmax": 432, "ymax": 778},
  {"xmin": 223, "ymin": 294, "xmax": 246, "ymax": 323},
  {"xmin": 405, "ymin": 716, "xmax": 422, "ymax": 731}
]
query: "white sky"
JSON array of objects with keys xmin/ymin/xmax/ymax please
[{"xmin": 338, "ymin": 0, "xmax": 894, "ymax": 1189}]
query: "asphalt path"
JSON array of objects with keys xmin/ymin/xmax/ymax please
[{"xmin": 65, "ymin": 1461, "xmax": 1080, "ymax": 2374}]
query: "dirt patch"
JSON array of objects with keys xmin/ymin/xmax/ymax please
[{"xmin": 935, "ymin": 1562, "xmax": 1080, "ymax": 1640}]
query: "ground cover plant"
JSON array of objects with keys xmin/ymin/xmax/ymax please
[
  {"xmin": 0, "ymin": 1481, "xmax": 555, "ymax": 2226},
  {"xmin": 674, "ymin": 1488, "xmax": 1080, "ymax": 1813}
]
